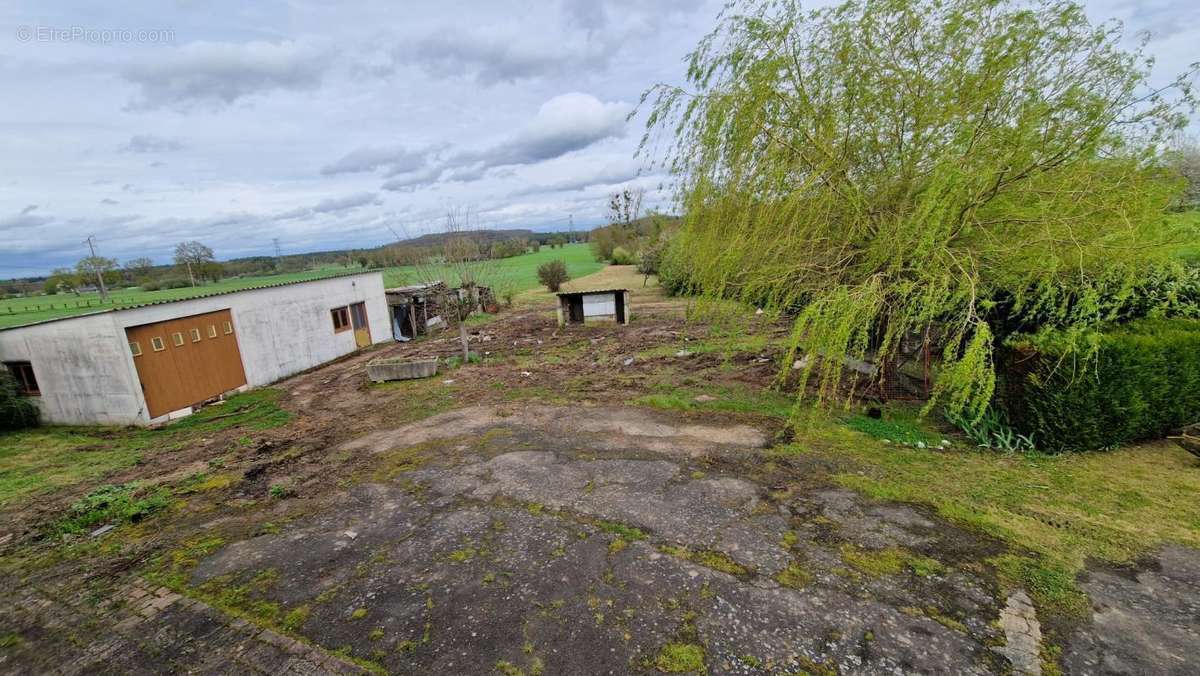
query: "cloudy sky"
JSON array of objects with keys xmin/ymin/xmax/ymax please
[{"xmin": 0, "ymin": 0, "xmax": 1195, "ymax": 277}]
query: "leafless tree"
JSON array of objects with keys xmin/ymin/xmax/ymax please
[
  {"xmin": 1168, "ymin": 136, "xmax": 1200, "ymax": 208},
  {"xmin": 413, "ymin": 208, "xmax": 501, "ymax": 362}
]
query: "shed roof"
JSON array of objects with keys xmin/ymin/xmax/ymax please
[
  {"xmin": 555, "ymin": 288, "xmax": 628, "ymax": 297},
  {"xmin": 0, "ymin": 270, "xmax": 382, "ymax": 332}
]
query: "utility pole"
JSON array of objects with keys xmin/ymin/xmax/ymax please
[
  {"xmin": 83, "ymin": 235, "xmax": 109, "ymax": 300},
  {"xmin": 568, "ymin": 214, "xmax": 574, "ymax": 244},
  {"xmin": 272, "ymin": 238, "xmax": 282, "ymax": 269}
]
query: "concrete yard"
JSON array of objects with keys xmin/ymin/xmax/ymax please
[{"xmin": 1, "ymin": 274, "xmax": 1197, "ymax": 675}]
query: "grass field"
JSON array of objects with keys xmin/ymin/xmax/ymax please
[{"xmin": 0, "ymin": 243, "xmax": 601, "ymax": 329}]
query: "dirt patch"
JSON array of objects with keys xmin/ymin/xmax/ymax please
[{"xmin": 339, "ymin": 404, "xmax": 767, "ymax": 458}]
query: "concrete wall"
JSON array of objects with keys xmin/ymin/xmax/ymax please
[
  {"xmin": 0, "ymin": 313, "xmax": 141, "ymax": 426},
  {"xmin": 0, "ymin": 272, "xmax": 389, "ymax": 426}
]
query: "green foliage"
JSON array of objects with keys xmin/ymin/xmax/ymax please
[
  {"xmin": 655, "ymin": 643, "xmax": 706, "ymax": 673},
  {"xmin": 844, "ymin": 413, "xmax": 938, "ymax": 446},
  {"xmin": 536, "ymin": 259, "xmax": 569, "ymax": 292},
  {"xmin": 641, "ymin": 0, "xmax": 1197, "ymax": 420},
  {"xmin": 610, "ymin": 246, "xmax": 636, "ymax": 266},
  {"xmin": 54, "ymin": 482, "xmax": 169, "ymax": 534},
  {"xmin": 1000, "ymin": 318, "xmax": 1200, "ymax": 451},
  {"xmin": 944, "ymin": 407, "xmax": 1035, "ymax": 452},
  {"xmin": 0, "ymin": 371, "xmax": 38, "ymax": 431}
]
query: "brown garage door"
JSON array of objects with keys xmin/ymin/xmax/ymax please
[{"xmin": 125, "ymin": 309, "xmax": 248, "ymax": 418}]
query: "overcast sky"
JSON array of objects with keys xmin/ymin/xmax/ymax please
[{"xmin": 1, "ymin": 0, "xmax": 1195, "ymax": 278}]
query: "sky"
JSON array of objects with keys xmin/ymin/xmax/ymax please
[{"xmin": 0, "ymin": 0, "xmax": 1196, "ymax": 278}]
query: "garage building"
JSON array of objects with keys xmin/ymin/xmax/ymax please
[{"xmin": 0, "ymin": 272, "xmax": 389, "ymax": 426}]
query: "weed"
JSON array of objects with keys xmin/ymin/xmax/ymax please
[
  {"xmin": 660, "ymin": 545, "xmax": 749, "ymax": 576},
  {"xmin": 775, "ymin": 562, "xmax": 812, "ymax": 589},
  {"xmin": 655, "ymin": 643, "xmax": 705, "ymax": 673},
  {"xmin": 54, "ymin": 482, "xmax": 170, "ymax": 535},
  {"xmin": 268, "ymin": 484, "xmax": 294, "ymax": 499},
  {"xmin": 282, "ymin": 605, "xmax": 310, "ymax": 631},
  {"xmin": 596, "ymin": 520, "xmax": 647, "ymax": 541},
  {"xmin": 350, "ymin": 607, "xmax": 368, "ymax": 620}
]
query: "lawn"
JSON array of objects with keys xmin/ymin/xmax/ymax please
[
  {"xmin": 0, "ymin": 244, "xmax": 601, "ymax": 329},
  {"xmin": 0, "ymin": 389, "xmax": 289, "ymax": 508}
]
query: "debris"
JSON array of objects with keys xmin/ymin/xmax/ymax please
[
  {"xmin": 755, "ymin": 308, "xmax": 764, "ymax": 315},
  {"xmin": 442, "ymin": 379, "xmax": 455, "ymax": 384},
  {"xmin": 916, "ymin": 441, "xmax": 926, "ymax": 449},
  {"xmin": 521, "ymin": 371, "xmax": 532, "ymax": 377},
  {"xmin": 694, "ymin": 394, "xmax": 718, "ymax": 403},
  {"xmin": 344, "ymin": 530, "xmax": 358, "ymax": 540},
  {"xmin": 90, "ymin": 524, "xmax": 115, "ymax": 538},
  {"xmin": 675, "ymin": 350, "xmax": 694, "ymax": 358},
  {"xmin": 623, "ymin": 357, "xmax": 635, "ymax": 366},
  {"xmin": 793, "ymin": 357, "xmax": 810, "ymax": 370}
]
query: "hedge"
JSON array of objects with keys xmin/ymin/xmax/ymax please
[{"xmin": 998, "ymin": 319, "xmax": 1200, "ymax": 452}]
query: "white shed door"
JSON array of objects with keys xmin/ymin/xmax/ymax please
[{"xmin": 582, "ymin": 293, "xmax": 616, "ymax": 317}]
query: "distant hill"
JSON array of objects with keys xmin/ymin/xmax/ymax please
[{"xmin": 396, "ymin": 229, "xmax": 537, "ymax": 247}]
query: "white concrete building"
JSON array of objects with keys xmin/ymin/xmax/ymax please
[{"xmin": 0, "ymin": 272, "xmax": 389, "ymax": 426}]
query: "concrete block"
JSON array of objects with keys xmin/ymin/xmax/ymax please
[{"xmin": 366, "ymin": 358, "xmax": 439, "ymax": 383}]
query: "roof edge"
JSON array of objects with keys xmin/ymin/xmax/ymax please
[{"xmin": 0, "ymin": 270, "xmax": 383, "ymax": 332}]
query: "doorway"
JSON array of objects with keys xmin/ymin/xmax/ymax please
[{"xmin": 350, "ymin": 301, "xmax": 371, "ymax": 348}]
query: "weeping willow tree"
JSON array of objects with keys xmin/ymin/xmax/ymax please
[{"xmin": 640, "ymin": 0, "xmax": 1197, "ymax": 419}]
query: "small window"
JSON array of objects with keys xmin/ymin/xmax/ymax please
[
  {"xmin": 4, "ymin": 361, "xmax": 39, "ymax": 396},
  {"xmin": 129, "ymin": 341, "xmax": 142, "ymax": 357},
  {"xmin": 207, "ymin": 325, "xmax": 218, "ymax": 338},
  {"xmin": 331, "ymin": 306, "xmax": 351, "ymax": 333},
  {"xmin": 190, "ymin": 328, "xmax": 202, "ymax": 342},
  {"xmin": 151, "ymin": 337, "xmax": 166, "ymax": 352},
  {"xmin": 223, "ymin": 321, "xmax": 233, "ymax": 335},
  {"xmin": 171, "ymin": 332, "xmax": 184, "ymax": 347}
]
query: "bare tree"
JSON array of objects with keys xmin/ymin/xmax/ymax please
[
  {"xmin": 607, "ymin": 187, "xmax": 644, "ymax": 227},
  {"xmin": 413, "ymin": 209, "xmax": 500, "ymax": 362},
  {"xmin": 1168, "ymin": 136, "xmax": 1200, "ymax": 208},
  {"xmin": 174, "ymin": 241, "xmax": 214, "ymax": 287}
]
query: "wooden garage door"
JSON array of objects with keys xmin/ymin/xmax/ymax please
[{"xmin": 125, "ymin": 309, "xmax": 248, "ymax": 418}]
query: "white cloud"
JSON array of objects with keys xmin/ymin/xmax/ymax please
[{"xmin": 121, "ymin": 40, "xmax": 329, "ymax": 111}]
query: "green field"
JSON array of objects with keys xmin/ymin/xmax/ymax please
[{"xmin": 0, "ymin": 244, "xmax": 601, "ymax": 329}]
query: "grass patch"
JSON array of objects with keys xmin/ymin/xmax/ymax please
[
  {"xmin": 844, "ymin": 409, "xmax": 941, "ymax": 446},
  {"xmin": 53, "ymin": 482, "xmax": 170, "ymax": 535},
  {"xmin": 774, "ymin": 562, "xmax": 812, "ymax": 589},
  {"xmin": 595, "ymin": 520, "xmax": 647, "ymax": 541},
  {"xmin": 167, "ymin": 389, "xmax": 291, "ymax": 432},
  {"xmin": 660, "ymin": 545, "xmax": 749, "ymax": 576},
  {"xmin": 792, "ymin": 409, "xmax": 1200, "ymax": 619},
  {"xmin": 655, "ymin": 643, "xmax": 706, "ymax": 673},
  {"xmin": 631, "ymin": 383, "xmax": 794, "ymax": 419},
  {"xmin": 282, "ymin": 605, "xmax": 310, "ymax": 631},
  {"xmin": 839, "ymin": 544, "xmax": 911, "ymax": 577},
  {"xmin": 0, "ymin": 387, "xmax": 290, "ymax": 512}
]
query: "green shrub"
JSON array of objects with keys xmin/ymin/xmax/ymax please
[
  {"xmin": 536, "ymin": 259, "xmax": 569, "ymax": 292},
  {"xmin": 610, "ymin": 246, "xmax": 636, "ymax": 265},
  {"xmin": 0, "ymin": 371, "xmax": 38, "ymax": 431},
  {"xmin": 999, "ymin": 319, "xmax": 1200, "ymax": 452}
]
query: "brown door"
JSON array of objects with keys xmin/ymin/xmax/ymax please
[
  {"xmin": 350, "ymin": 301, "xmax": 371, "ymax": 348},
  {"xmin": 125, "ymin": 309, "xmax": 248, "ymax": 418}
]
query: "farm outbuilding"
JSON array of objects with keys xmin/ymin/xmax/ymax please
[
  {"xmin": 556, "ymin": 289, "xmax": 630, "ymax": 326},
  {"xmin": 0, "ymin": 272, "xmax": 389, "ymax": 426}
]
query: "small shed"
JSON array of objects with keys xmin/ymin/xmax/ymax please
[
  {"xmin": 386, "ymin": 282, "xmax": 449, "ymax": 340},
  {"xmin": 556, "ymin": 289, "xmax": 630, "ymax": 326}
]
